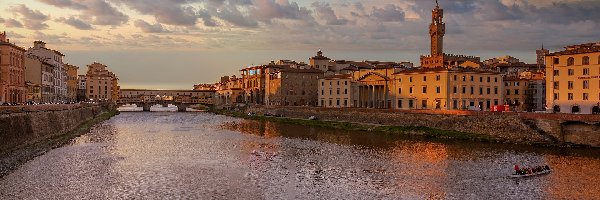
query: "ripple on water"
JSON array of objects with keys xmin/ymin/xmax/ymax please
[{"xmin": 1, "ymin": 112, "xmax": 600, "ymax": 199}]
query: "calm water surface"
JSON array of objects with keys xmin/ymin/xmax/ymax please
[{"xmin": 1, "ymin": 112, "xmax": 599, "ymax": 199}]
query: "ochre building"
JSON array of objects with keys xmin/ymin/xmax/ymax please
[
  {"xmin": 545, "ymin": 42, "xmax": 600, "ymax": 114},
  {"xmin": 0, "ymin": 31, "xmax": 26, "ymax": 104}
]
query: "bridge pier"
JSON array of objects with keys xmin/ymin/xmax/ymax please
[
  {"xmin": 177, "ymin": 104, "xmax": 187, "ymax": 112},
  {"xmin": 142, "ymin": 103, "xmax": 151, "ymax": 112}
]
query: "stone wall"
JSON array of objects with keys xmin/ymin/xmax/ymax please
[
  {"xmin": 0, "ymin": 104, "xmax": 114, "ymax": 152},
  {"xmin": 245, "ymin": 106, "xmax": 600, "ymax": 147}
]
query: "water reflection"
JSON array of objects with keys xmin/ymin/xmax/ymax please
[{"xmin": 0, "ymin": 113, "xmax": 599, "ymax": 199}]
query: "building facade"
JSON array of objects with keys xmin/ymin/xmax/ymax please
[
  {"xmin": 85, "ymin": 62, "xmax": 119, "ymax": 102},
  {"xmin": 264, "ymin": 67, "xmax": 323, "ymax": 106},
  {"xmin": 77, "ymin": 75, "xmax": 86, "ymax": 102},
  {"xmin": 119, "ymin": 89, "xmax": 214, "ymax": 105},
  {"xmin": 26, "ymin": 41, "xmax": 66, "ymax": 102},
  {"xmin": 25, "ymin": 54, "xmax": 43, "ymax": 103},
  {"xmin": 65, "ymin": 64, "xmax": 79, "ymax": 102},
  {"xmin": 545, "ymin": 42, "xmax": 600, "ymax": 114},
  {"xmin": 0, "ymin": 31, "xmax": 26, "ymax": 104},
  {"xmin": 318, "ymin": 74, "xmax": 355, "ymax": 108}
]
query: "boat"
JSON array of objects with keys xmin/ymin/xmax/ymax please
[{"xmin": 510, "ymin": 169, "xmax": 552, "ymax": 178}]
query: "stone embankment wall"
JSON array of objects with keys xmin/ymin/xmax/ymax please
[
  {"xmin": 0, "ymin": 104, "xmax": 115, "ymax": 153},
  {"xmin": 245, "ymin": 106, "xmax": 600, "ymax": 147}
]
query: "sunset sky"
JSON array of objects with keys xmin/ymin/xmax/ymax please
[{"xmin": 1, "ymin": 0, "xmax": 599, "ymax": 89}]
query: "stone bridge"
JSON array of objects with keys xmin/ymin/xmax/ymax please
[{"xmin": 118, "ymin": 89, "xmax": 215, "ymax": 112}]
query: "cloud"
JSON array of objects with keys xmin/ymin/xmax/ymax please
[
  {"xmin": 37, "ymin": 0, "xmax": 88, "ymax": 9},
  {"xmin": 370, "ymin": 4, "xmax": 406, "ymax": 22},
  {"xmin": 38, "ymin": 0, "xmax": 129, "ymax": 26},
  {"xmin": 250, "ymin": 0, "xmax": 312, "ymax": 22},
  {"xmin": 57, "ymin": 16, "xmax": 93, "ymax": 30},
  {"xmin": 312, "ymin": 2, "xmax": 348, "ymax": 25},
  {"xmin": 8, "ymin": 4, "xmax": 50, "ymax": 30},
  {"xmin": 133, "ymin": 19, "xmax": 171, "ymax": 33},
  {"xmin": 3, "ymin": 18, "xmax": 24, "ymax": 28},
  {"xmin": 112, "ymin": 0, "xmax": 200, "ymax": 26}
]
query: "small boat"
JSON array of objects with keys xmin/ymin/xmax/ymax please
[{"xmin": 510, "ymin": 169, "xmax": 552, "ymax": 178}]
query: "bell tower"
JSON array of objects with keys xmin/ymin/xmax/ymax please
[{"xmin": 429, "ymin": 0, "xmax": 445, "ymax": 56}]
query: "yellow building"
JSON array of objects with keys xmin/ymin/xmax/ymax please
[
  {"xmin": 318, "ymin": 74, "xmax": 355, "ymax": 108},
  {"xmin": 545, "ymin": 42, "xmax": 600, "ymax": 114},
  {"xmin": 85, "ymin": 62, "xmax": 119, "ymax": 102},
  {"xmin": 64, "ymin": 64, "xmax": 79, "ymax": 102}
]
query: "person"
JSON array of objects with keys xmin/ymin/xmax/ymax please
[
  {"xmin": 545, "ymin": 165, "xmax": 550, "ymax": 171},
  {"xmin": 514, "ymin": 165, "xmax": 520, "ymax": 174}
]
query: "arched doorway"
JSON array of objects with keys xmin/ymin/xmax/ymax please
[
  {"xmin": 553, "ymin": 105, "xmax": 561, "ymax": 113},
  {"xmin": 571, "ymin": 105, "xmax": 580, "ymax": 113}
]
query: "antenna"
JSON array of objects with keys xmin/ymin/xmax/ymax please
[{"xmin": 436, "ymin": 0, "xmax": 439, "ymax": 7}]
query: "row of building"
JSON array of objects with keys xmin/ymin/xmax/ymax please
[
  {"xmin": 209, "ymin": 3, "xmax": 600, "ymax": 115},
  {"xmin": 0, "ymin": 31, "xmax": 120, "ymax": 104}
]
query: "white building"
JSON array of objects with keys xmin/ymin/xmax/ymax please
[{"xmin": 26, "ymin": 41, "xmax": 66, "ymax": 103}]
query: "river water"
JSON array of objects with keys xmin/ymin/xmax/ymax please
[{"xmin": 1, "ymin": 112, "xmax": 599, "ymax": 199}]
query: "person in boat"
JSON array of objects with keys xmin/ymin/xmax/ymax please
[{"xmin": 514, "ymin": 165, "xmax": 520, "ymax": 174}]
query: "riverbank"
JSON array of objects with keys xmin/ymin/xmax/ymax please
[
  {"xmin": 213, "ymin": 106, "xmax": 600, "ymax": 148},
  {"xmin": 0, "ymin": 110, "xmax": 119, "ymax": 178},
  {"xmin": 214, "ymin": 109, "xmax": 501, "ymax": 143}
]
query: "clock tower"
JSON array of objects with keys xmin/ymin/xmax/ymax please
[{"xmin": 429, "ymin": 0, "xmax": 445, "ymax": 56}]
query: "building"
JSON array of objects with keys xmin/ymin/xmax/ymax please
[
  {"xmin": 309, "ymin": 50, "xmax": 331, "ymax": 72},
  {"xmin": 483, "ymin": 55, "xmax": 521, "ymax": 66},
  {"xmin": 264, "ymin": 67, "xmax": 323, "ymax": 106},
  {"xmin": 26, "ymin": 41, "xmax": 66, "ymax": 102},
  {"xmin": 64, "ymin": 64, "xmax": 79, "ymax": 102},
  {"xmin": 240, "ymin": 65, "xmax": 267, "ymax": 104},
  {"xmin": 545, "ymin": 42, "xmax": 600, "ymax": 114},
  {"xmin": 504, "ymin": 77, "xmax": 530, "ymax": 111},
  {"xmin": 77, "ymin": 75, "xmax": 86, "ymax": 102},
  {"xmin": 215, "ymin": 75, "xmax": 244, "ymax": 107},
  {"xmin": 41, "ymin": 61, "xmax": 55, "ymax": 102},
  {"xmin": 536, "ymin": 46, "xmax": 549, "ymax": 66},
  {"xmin": 84, "ymin": 62, "xmax": 119, "ymax": 102},
  {"xmin": 0, "ymin": 31, "xmax": 26, "ymax": 104},
  {"xmin": 420, "ymin": 2, "xmax": 481, "ymax": 68},
  {"xmin": 318, "ymin": 74, "xmax": 356, "ymax": 108},
  {"xmin": 25, "ymin": 54, "xmax": 43, "ymax": 103}
]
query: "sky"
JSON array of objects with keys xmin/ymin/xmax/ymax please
[{"xmin": 1, "ymin": 0, "xmax": 599, "ymax": 89}]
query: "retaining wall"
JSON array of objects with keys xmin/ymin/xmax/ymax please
[
  {"xmin": 0, "ymin": 104, "xmax": 114, "ymax": 153},
  {"xmin": 245, "ymin": 106, "xmax": 600, "ymax": 147}
]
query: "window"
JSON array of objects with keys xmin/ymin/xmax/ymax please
[
  {"xmin": 479, "ymin": 77, "xmax": 483, "ymax": 82},
  {"xmin": 329, "ymin": 90, "xmax": 332, "ymax": 95},
  {"xmin": 398, "ymin": 88, "xmax": 402, "ymax": 94},
  {"xmin": 422, "ymin": 86, "xmax": 427, "ymax": 93},
  {"xmin": 584, "ymin": 68, "xmax": 590, "ymax": 75},
  {"xmin": 436, "ymin": 86, "xmax": 441, "ymax": 93},
  {"xmin": 453, "ymin": 100, "xmax": 458, "ymax": 109},
  {"xmin": 462, "ymin": 76, "xmax": 466, "ymax": 81},
  {"xmin": 494, "ymin": 87, "xmax": 498, "ymax": 94},
  {"xmin": 583, "ymin": 93, "xmax": 589, "ymax": 100},
  {"xmin": 583, "ymin": 56, "xmax": 590, "ymax": 65},
  {"xmin": 462, "ymin": 87, "xmax": 466, "ymax": 94},
  {"xmin": 337, "ymin": 81, "xmax": 340, "ymax": 85},
  {"xmin": 506, "ymin": 90, "xmax": 510, "ymax": 95},
  {"xmin": 470, "ymin": 76, "xmax": 474, "ymax": 81},
  {"xmin": 344, "ymin": 100, "xmax": 347, "ymax": 106},
  {"xmin": 487, "ymin": 88, "xmax": 491, "ymax": 94},
  {"xmin": 453, "ymin": 75, "xmax": 457, "ymax": 81},
  {"xmin": 584, "ymin": 80, "xmax": 590, "ymax": 89},
  {"xmin": 554, "ymin": 82, "xmax": 559, "ymax": 89},
  {"xmin": 568, "ymin": 81, "xmax": 574, "ymax": 89},
  {"xmin": 554, "ymin": 58, "xmax": 560, "ymax": 64},
  {"xmin": 515, "ymin": 82, "xmax": 520, "ymax": 86},
  {"xmin": 409, "ymin": 100, "xmax": 414, "ymax": 108},
  {"xmin": 568, "ymin": 93, "xmax": 573, "ymax": 100},
  {"xmin": 554, "ymin": 70, "xmax": 559, "ymax": 76},
  {"xmin": 344, "ymin": 89, "xmax": 348, "ymax": 94},
  {"xmin": 436, "ymin": 75, "xmax": 441, "ymax": 81},
  {"xmin": 554, "ymin": 93, "xmax": 558, "ymax": 100},
  {"xmin": 321, "ymin": 100, "xmax": 324, "ymax": 106},
  {"xmin": 515, "ymin": 90, "xmax": 519, "ymax": 95},
  {"xmin": 567, "ymin": 57, "xmax": 574, "ymax": 66},
  {"xmin": 409, "ymin": 87, "xmax": 413, "ymax": 94},
  {"xmin": 470, "ymin": 87, "xmax": 474, "ymax": 95},
  {"xmin": 505, "ymin": 82, "xmax": 509, "ymax": 87},
  {"xmin": 479, "ymin": 87, "xmax": 483, "ymax": 95},
  {"xmin": 422, "ymin": 100, "xmax": 427, "ymax": 108},
  {"xmin": 336, "ymin": 88, "xmax": 340, "ymax": 95},
  {"xmin": 423, "ymin": 76, "xmax": 427, "ymax": 82},
  {"xmin": 337, "ymin": 99, "xmax": 340, "ymax": 106},
  {"xmin": 453, "ymin": 86, "xmax": 457, "ymax": 94},
  {"xmin": 398, "ymin": 100, "xmax": 403, "ymax": 108},
  {"xmin": 345, "ymin": 81, "xmax": 347, "ymax": 85},
  {"xmin": 487, "ymin": 77, "xmax": 490, "ymax": 82},
  {"xmin": 495, "ymin": 77, "xmax": 498, "ymax": 82},
  {"xmin": 410, "ymin": 77, "xmax": 413, "ymax": 82},
  {"xmin": 329, "ymin": 99, "xmax": 332, "ymax": 106}
]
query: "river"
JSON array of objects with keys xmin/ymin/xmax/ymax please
[{"xmin": 1, "ymin": 112, "xmax": 599, "ymax": 199}]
